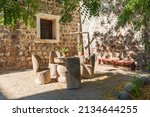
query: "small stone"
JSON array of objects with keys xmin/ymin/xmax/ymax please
[
  {"xmin": 5, "ymin": 52, "xmax": 11, "ymax": 56},
  {"xmin": 26, "ymin": 57, "xmax": 31, "ymax": 61},
  {"xmin": 124, "ymin": 82, "xmax": 135, "ymax": 93},
  {"xmin": 16, "ymin": 62, "xmax": 22, "ymax": 69},
  {"xmin": 0, "ymin": 53, "xmax": 4, "ymax": 56},
  {"xmin": 140, "ymin": 77, "xmax": 150, "ymax": 85},
  {"xmin": 31, "ymin": 46, "xmax": 36, "ymax": 51},
  {"xmin": 117, "ymin": 90, "xmax": 131, "ymax": 100},
  {"xmin": 20, "ymin": 56, "xmax": 26, "ymax": 61},
  {"xmin": 42, "ymin": 46, "xmax": 47, "ymax": 50},
  {"xmin": 37, "ymin": 51, "xmax": 42, "ymax": 56},
  {"xmin": 21, "ymin": 62, "xmax": 28, "ymax": 67},
  {"xmin": 7, "ymin": 56, "xmax": 16, "ymax": 64},
  {"xmin": 19, "ymin": 51, "xmax": 24, "ymax": 56},
  {"xmin": 43, "ymin": 52, "xmax": 48, "ymax": 56}
]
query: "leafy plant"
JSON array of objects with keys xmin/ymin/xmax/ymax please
[
  {"xmin": 0, "ymin": 0, "xmax": 41, "ymax": 29},
  {"xmin": 77, "ymin": 43, "xmax": 82, "ymax": 51},
  {"xmin": 131, "ymin": 76, "xmax": 143, "ymax": 97},
  {"xmin": 118, "ymin": 0, "xmax": 150, "ymax": 52},
  {"xmin": 56, "ymin": 0, "xmax": 101, "ymax": 23},
  {"xmin": 61, "ymin": 47, "xmax": 69, "ymax": 53},
  {"xmin": 146, "ymin": 64, "xmax": 150, "ymax": 71}
]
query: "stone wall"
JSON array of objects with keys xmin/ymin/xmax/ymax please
[
  {"xmin": 82, "ymin": 1, "xmax": 142, "ymax": 51},
  {"xmin": 0, "ymin": 0, "xmax": 79, "ymax": 69},
  {"xmin": 81, "ymin": 1, "xmax": 147, "ymax": 69}
]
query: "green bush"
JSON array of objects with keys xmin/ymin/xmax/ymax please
[{"xmin": 131, "ymin": 76, "xmax": 143, "ymax": 98}]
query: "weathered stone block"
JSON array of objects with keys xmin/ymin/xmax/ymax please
[
  {"xmin": 32, "ymin": 54, "xmax": 41, "ymax": 73},
  {"xmin": 7, "ymin": 56, "xmax": 16, "ymax": 64},
  {"xmin": 124, "ymin": 82, "xmax": 135, "ymax": 93},
  {"xmin": 66, "ymin": 57, "xmax": 81, "ymax": 89},
  {"xmin": 117, "ymin": 90, "xmax": 131, "ymax": 100}
]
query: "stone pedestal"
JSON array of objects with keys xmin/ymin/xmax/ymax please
[
  {"xmin": 57, "ymin": 64, "xmax": 67, "ymax": 82},
  {"xmin": 49, "ymin": 63, "xmax": 58, "ymax": 81},
  {"xmin": 65, "ymin": 57, "xmax": 81, "ymax": 89},
  {"xmin": 55, "ymin": 57, "xmax": 67, "ymax": 82}
]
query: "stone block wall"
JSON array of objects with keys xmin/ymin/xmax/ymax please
[
  {"xmin": 81, "ymin": 1, "xmax": 146, "ymax": 69},
  {"xmin": 0, "ymin": 0, "xmax": 79, "ymax": 69}
]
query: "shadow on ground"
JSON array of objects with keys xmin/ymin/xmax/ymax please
[
  {"xmin": 0, "ymin": 69, "xmax": 31, "ymax": 75},
  {"xmin": 1, "ymin": 65, "xmax": 148, "ymax": 100},
  {"xmin": 0, "ymin": 91, "xmax": 7, "ymax": 100},
  {"xmin": 17, "ymin": 73, "xmax": 134, "ymax": 100}
]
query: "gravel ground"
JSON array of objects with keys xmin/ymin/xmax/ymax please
[{"xmin": 0, "ymin": 64, "xmax": 149, "ymax": 100}]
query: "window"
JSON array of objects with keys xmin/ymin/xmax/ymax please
[
  {"xmin": 37, "ymin": 13, "xmax": 60, "ymax": 43},
  {"xmin": 40, "ymin": 19, "xmax": 53, "ymax": 39}
]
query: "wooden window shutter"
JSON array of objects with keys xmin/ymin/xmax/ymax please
[{"xmin": 40, "ymin": 19, "xmax": 53, "ymax": 39}]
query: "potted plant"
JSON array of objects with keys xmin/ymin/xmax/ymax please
[
  {"xmin": 61, "ymin": 47, "xmax": 69, "ymax": 57},
  {"xmin": 77, "ymin": 43, "xmax": 83, "ymax": 56}
]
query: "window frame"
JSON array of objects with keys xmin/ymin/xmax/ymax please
[{"xmin": 36, "ymin": 13, "xmax": 60, "ymax": 43}]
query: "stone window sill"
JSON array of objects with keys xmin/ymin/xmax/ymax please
[{"xmin": 34, "ymin": 39, "xmax": 60, "ymax": 43}]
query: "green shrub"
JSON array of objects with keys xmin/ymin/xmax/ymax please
[{"xmin": 131, "ymin": 76, "xmax": 143, "ymax": 98}]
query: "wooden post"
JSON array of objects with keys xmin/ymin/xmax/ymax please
[{"xmin": 87, "ymin": 32, "xmax": 91, "ymax": 59}]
